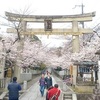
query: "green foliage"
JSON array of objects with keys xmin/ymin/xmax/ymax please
[
  {"xmin": 32, "ymin": 62, "xmax": 46, "ymax": 70},
  {"xmin": 30, "ymin": 35, "xmax": 40, "ymax": 42},
  {"xmin": 39, "ymin": 62, "xmax": 46, "ymax": 70},
  {"xmin": 33, "ymin": 67, "xmax": 39, "ymax": 70},
  {"xmin": 54, "ymin": 66, "xmax": 62, "ymax": 71}
]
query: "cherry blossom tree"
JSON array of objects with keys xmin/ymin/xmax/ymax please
[{"xmin": 0, "ymin": 30, "xmax": 100, "ymax": 70}]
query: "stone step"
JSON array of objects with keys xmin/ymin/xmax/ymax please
[
  {"xmin": 3, "ymin": 97, "xmax": 8, "ymax": 100},
  {"xmin": 64, "ymin": 94, "xmax": 72, "ymax": 96},
  {"xmin": 0, "ymin": 92, "xmax": 8, "ymax": 100},
  {"xmin": 64, "ymin": 95, "xmax": 72, "ymax": 98},
  {"xmin": 63, "ymin": 94, "xmax": 72, "ymax": 100},
  {"xmin": 64, "ymin": 97, "xmax": 72, "ymax": 99},
  {"xmin": 2, "ymin": 90, "xmax": 25, "ymax": 100}
]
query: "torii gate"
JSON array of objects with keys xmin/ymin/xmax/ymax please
[
  {"xmin": 4, "ymin": 11, "xmax": 96, "ymax": 85},
  {"xmin": 5, "ymin": 11, "xmax": 95, "ymax": 53}
]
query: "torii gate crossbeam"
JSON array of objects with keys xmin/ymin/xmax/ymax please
[{"xmin": 5, "ymin": 11, "xmax": 96, "ymax": 53}]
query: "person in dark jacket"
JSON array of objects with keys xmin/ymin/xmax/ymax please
[
  {"xmin": 8, "ymin": 77, "xmax": 21, "ymax": 100},
  {"xmin": 45, "ymin": 72, "xmax": 52, "ymax": 89}
]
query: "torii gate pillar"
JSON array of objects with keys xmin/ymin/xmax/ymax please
[
  {"xmin": 72, "ymin": 21, "xmax": 80, "ymax": 53},
  {"xmin": 21, "ymin": 21, "xmax": 27, "ymax": 32}
]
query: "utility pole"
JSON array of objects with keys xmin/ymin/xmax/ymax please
[
  {"xmin": 73, "ymin": 3, "xmax": 85, "ymax": 28},
  {"xmin": 72, "ymin": 3, "xmax": 85, "ymax": 86},
  {"xmin": 81, "ymin": 3, "xmax": 84, "ymax": 28},
  {"xmin": 73, "ymin": 3, "xmax": 85, "ymax": 46}
]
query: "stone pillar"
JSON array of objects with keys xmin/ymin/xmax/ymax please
[
  {"xmin": 0, "ymin": 41, "xmax": 6, "ymax": 79},
  {"xmin": 21, "ymin": 21, "xmax": 27, "ymax": 32},
  {"xmin": 73, "ymin": 65, "xmax": 77, "ymax": 86},
  {"xmin": 14, "ymin": 40, "xmax": 24, "ymax": 82},
  {"xmin": 92, "ymin": 61, "xmax": 100, "ymax": 100},
  {"xmin": 93, "ymin": 70, "xmax": 95, "ymax": 83},
  {"xmin": 13, "ymin": 66, "xmax": 21, "ymax": 82},
  {"xmin": 23, "ymin": 81, "xmax": 27, "ymax": 90},
  {"xmin": 71, "ymin": 21, "xmax": 79, "ymax": 85},
  {"xmin": 72, "ymin": 35, "xmax": 80, "ymax": 53},
  {"xmin": 63, "ymin": 82, "xmax": 67, "ymax": 91},
  {"xmin": 93, "ymin": 86, "xmax": 100, "ymax": 100},
  {"xmin": 98, "ymin": 61, "xmax": 100, "ymax": 86},
  {"xmin": 0, "ymin": 57, "xmax": 5, "ymax": 79},
  {"xmin": 72, "ymin": 21, "xmax": 80, "ymax": 53}
]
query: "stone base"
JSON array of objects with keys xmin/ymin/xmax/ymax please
[
  {"xmin": 93, "ymin": 89, "xmax": 100, "ymax": 95},
  {"xmin": 93, "ymin": 88, "xmax": 100, "ymax": 100},
  {"xmin": 92, "ymin": 94, "xmax": 100, "ymax": 100}
]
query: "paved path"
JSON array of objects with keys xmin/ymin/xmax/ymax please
[
  {"xmin": 20, "ymin": 81, "xmax": 45, "ymax": 100},
  {"xmin": 19, "ymin": 75, "xmax": 63, "ymax": 100},
  {"xmin": 53, "ymin": 72, "xmax": 74, "ymax": 92}
]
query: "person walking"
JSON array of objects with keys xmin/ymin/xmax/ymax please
[
  {"xmin": 7, "ymin": 77, "xmax": 21, "ymax": 100},
  {"xmin": 46, "ymin": 86, "xmax": 53, "ymax": 100},
  {"xmin": 45, "ymin": 72, "xmax": 52, "ymax": 89},
  {"xmin": 48, "ymin": 84, "xmax": 60, "ymax": 100},
  {"xmin": 39, "ymin": 74, "xmax": 46, "ymax": 97}
]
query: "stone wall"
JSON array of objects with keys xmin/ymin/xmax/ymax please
[
  {"xmin": 77, "ymin": 94, "xmax": 92, "ymax": 100},
  {"xmin": 30, "ymin": 70, "xmax": 41, "ymax": 75},
  {"xmin": 20, "ymin": 73, "xmax": 32, "ymax": 83}
]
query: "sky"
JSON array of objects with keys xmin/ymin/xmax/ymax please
[{"xmin": 0, "ymin": 0, "xmax": 100, "ymax": 47}]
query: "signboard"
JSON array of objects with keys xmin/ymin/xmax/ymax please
[
  {"xmin": 44, "ymin": 19, "xmax": 52, "ymax": 31},
  {"xmin": 70, "ymin": 65, "xmax": 73, "ymax": 75}
]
